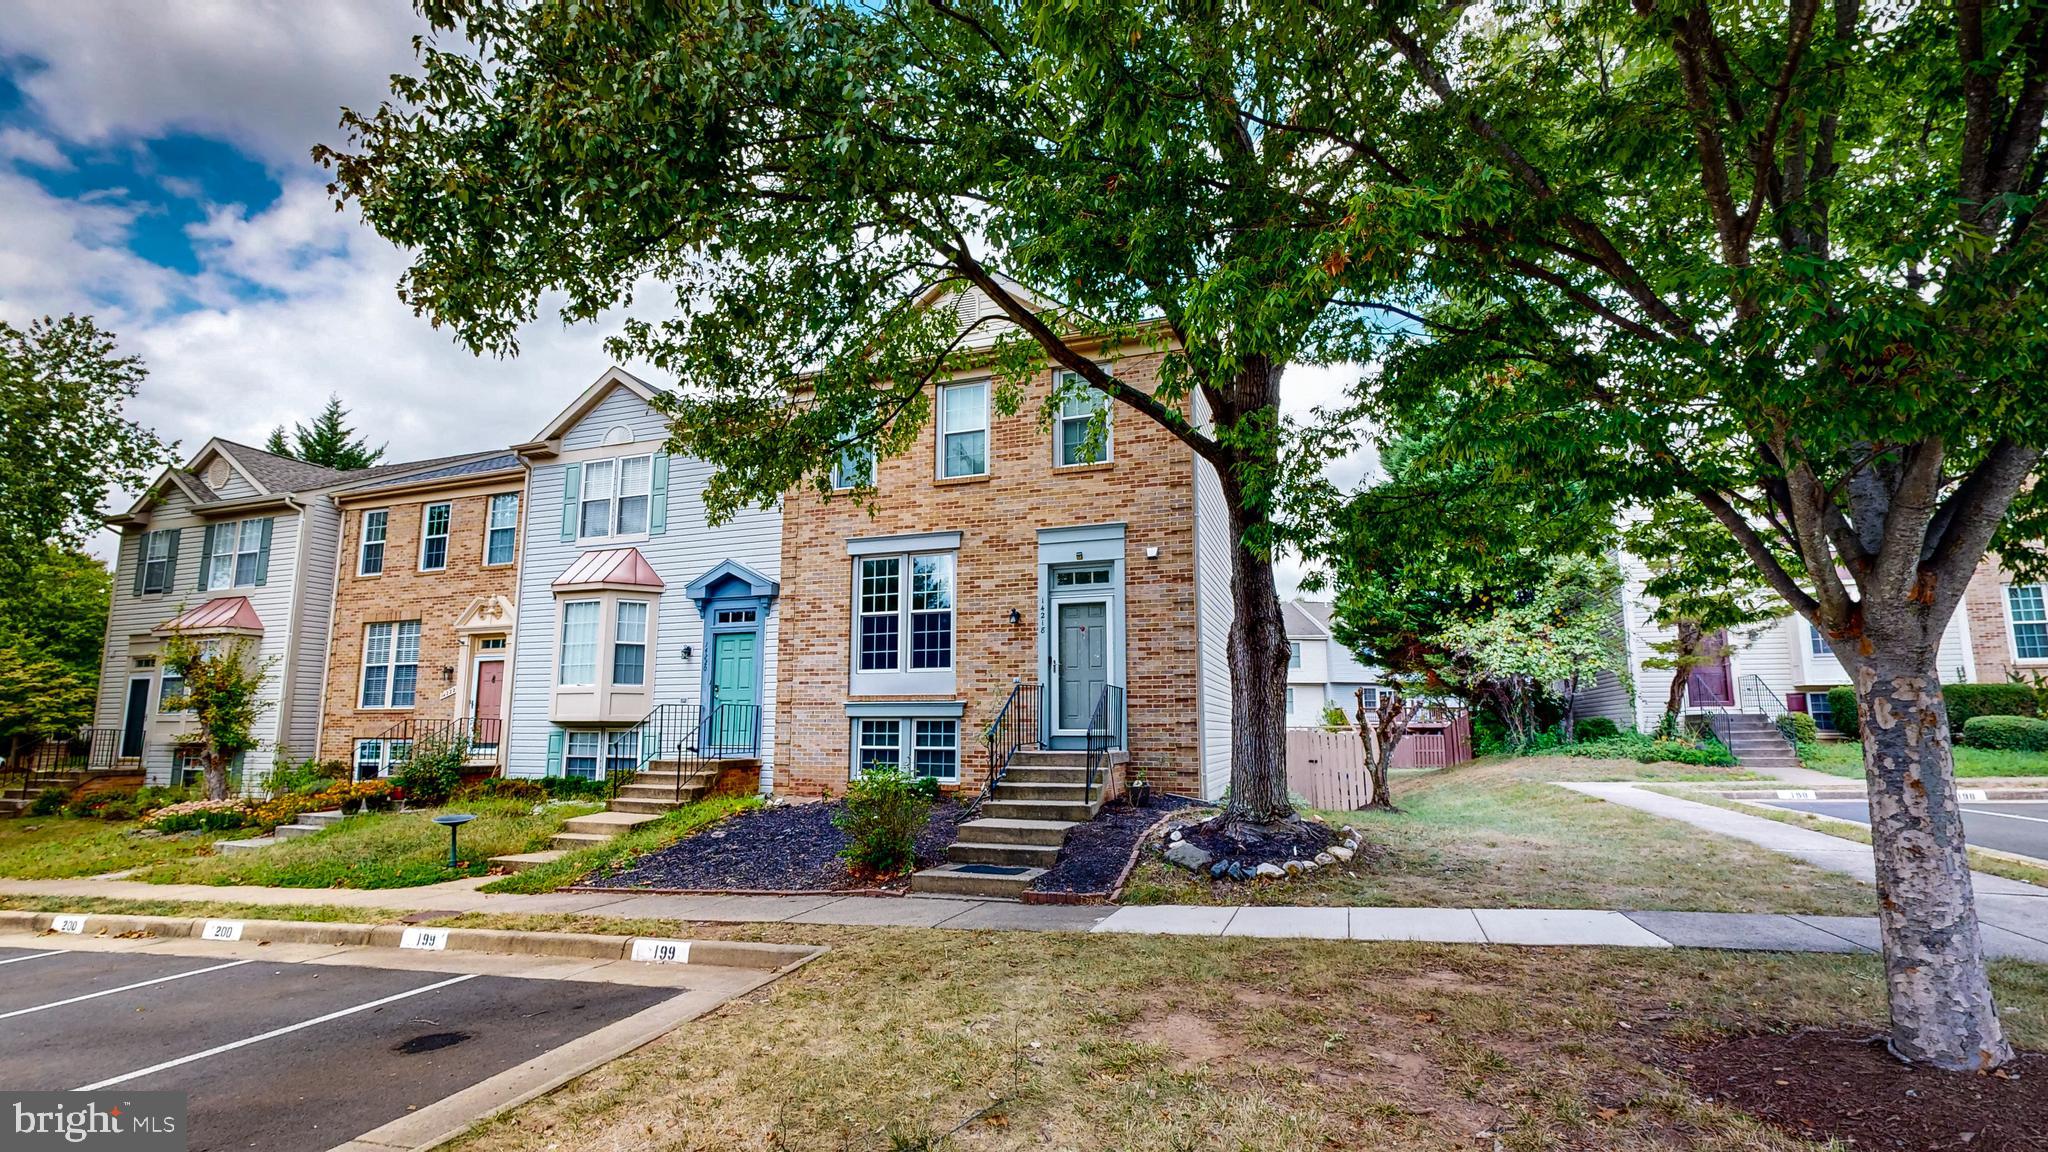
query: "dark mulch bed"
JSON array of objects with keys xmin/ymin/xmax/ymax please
[
  {"xmin": 1174, "ymin": 812, "xmax": 1340, "ymax": 869},
  {"xmin": 588, "ymin": 799, "xmax": 965, "ymax": 892},
  {"xmin": 1674, "ymin": 1030, "xmax": 2046, "ymax": 1151},
  {"xmin": 1032, "ymin": 793, "xmax": 1202, "ymax": 895}
]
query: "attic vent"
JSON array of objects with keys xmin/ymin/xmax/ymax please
[
  {"xmin": 951, "ymin": 289, "xmax": 979, "ymax": 333},
  {"xmin": 603, "ymin": 425, "xmax": 635, "ymax": 446},
  {"xmin": 205, "ymin": 459, "xmax": 231, "ymax": 488}
]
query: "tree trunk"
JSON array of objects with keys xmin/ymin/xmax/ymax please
[
  {"xmin": 203, "ymin": 751, "xmax": 229, "ymax": 802},
  {"xmin": 1222, "ymin": 519, "xmax": 1294, "ymax": 825},
  {"xmin": 1663, "ymin": 620, "xmax": 1703, "ymax": 735},
  {"xmin": 1561, "ymin": 673, "xmax": 1580, "ymax": 744},
  {"xmin": 1849, "ymin": 632, "xmax": 2012, "ymax": 1070},
  {"xmin": 1354, "ymin": 686, "xmax": 1405, "ymax": 810}
]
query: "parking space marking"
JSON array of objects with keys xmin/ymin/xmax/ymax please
[
  {"xmin": 78, "ymin": 972, "xmax": 480, "ymax": 1090},
  {"xmin": 0, "ymin": 958, "xmax": 253, "ymax": 1020},
  {"xmin": 1963, "ymin": 806, "xmax": 2048, "ymax": 826},
  {"xmin": 0, "ymin": 950, "xmax": 65, "ymax": 967}
]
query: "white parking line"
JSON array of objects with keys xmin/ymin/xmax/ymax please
[
  {"xmin": 1962, "ymin": 806, "xmax": 2048, "ymax": 826},
  {"xmin": 0, "ymin": 950, "xmax": 65, "ymax": 967},
  {"xmin": 0, "ymin": 959, "xmax": 253, "ymax": 1021},
  {"xmin": 77, "ymin": 972, "xmax": 480, "ymax": 1090}
]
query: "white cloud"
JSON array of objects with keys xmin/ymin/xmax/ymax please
[{"xmin": 0, "ymin": 127, "xmax": 69, "ymax": 169}]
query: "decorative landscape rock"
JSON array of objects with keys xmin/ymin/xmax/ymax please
[
  {"xmin": 1210, "ymin": 859, "xmax": 1232, "ymax": 879},
  {"xmin": 1164, "ymin": 841, "xmax": 1215, "ymax": 872},
  {"xmin": 1255, "ymin": 862, "xmax": 1285, "ymax": 880},
  {"xmin": 1314, "ymin": 852, "xmax": 1336, "ymax": 866},
  {"xmin": 1283, "ymin": 859, "xmax": 1306, "ymax": 877}
]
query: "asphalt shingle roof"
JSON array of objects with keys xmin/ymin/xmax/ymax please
[
  {"xmin": 1282, "ymin": 599, "xmax": 1330, "ymax": 638},
  {"xmin": 341, "ymin": 451, "xmax": 521, "ymax": 492},
  {"xmin": 214, "ymin": 441, "xmax": 352, "ymax": 494}
]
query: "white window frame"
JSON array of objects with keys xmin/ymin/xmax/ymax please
[
  {"xmin": 140, "ymin": 529, "xmax": 174, "ymax": 594},
  {"xmin": 1054, "ymin": 374, "xmax": 1112, "ymax": 466},
  {"xmin": 158, "ymin": 663, "xmax": 185, "ymax": 713},
  {"xmin": 358, "ymin": 509, "xmax": 387, "ymax": 576},
  {"xmin": 2008, "ymin": 583, "xmax": 2048, "ymax": 663},
  {"xmin": 484, "ymin": 493, "xmax": 519, "ymax": 566},
  {"xmin": 850, "ymin": 718, "xmax": 960, "ymax": 783},
  {"xmin": 564, "ymin": 730, "xmax": 602, "ymax": 779},
  {"xmin": 831, "ymin": 436, "xmax": 875, "ymax": 491},
  {"xmin": 937, "ymin": 381, "xmax": 989, "ymax": 479},
  {"xmin": 353, "ymin": 737, "xmax": 413, "ymax": 780},
  {"xmin": 1808, "ymin": 623, "xmax": 1830, "ymax": 656},
  {"xmin": 577, "ymin": 454, "xmax": 654, "ymax": 541},
  {"xmin": 854, "ymin": 553, "xmax": 955, "ymax": 675},
  {"xmin": 208, "ymin": 516, "xmax": 267, "ymax": 589},
  {"xmin": 1288, "ymin": 642, "xmax": 1302, "ymax": 669},
  {"xmin": 360, "ymin": 620, "xmax": 423, "ymax": 709},
  {"xmin": 612, "ymin": 600, "xmax": 649, "ymax": 686},
  {"xmin": 604, "ymin": 729, "xmax": 640, "ymax": 777},
  {"xmin": 557, "ymin": 599, "xmax": 601, "ymax": 686},
  {"xmin": 1805, "ymin": 691, "xmax": 1838, "ymax": 733},
  {"xmin": 419, "ymin": 502, "xmax": 452, "ymax": 571}
]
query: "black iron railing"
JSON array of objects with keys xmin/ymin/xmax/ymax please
[
  {"xmin": 1084, "ymin": 684, "xmax": 1125, "ymax": 804},
  {"xmin": 978, "ymin": 679, "xmax": 1041, "ymax": 804},
  {"xmin": 1738, "ymin": 674, "xmax": 1788, "ymax": 717},
  {"xmin": 2, "ymin": 728, "xmax": 123, "ymax": 805},
  {"xmin": 609, "ymin": 702, "xmax": 761, "ymax": 803},
  {"xmin": 372, "ymin": 716, "xmax": 504, "ymax": 765}
]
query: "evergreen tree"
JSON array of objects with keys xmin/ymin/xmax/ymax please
[{"xmin": 270, "ymin": 395, "xmax": 385, "ymax": 470}]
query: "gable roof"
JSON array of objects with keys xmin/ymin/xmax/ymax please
[
  {"xmin": 1283, "ymin": 600, "xmax": 1331, "ymax": 639},
  {"xmin": 553, "ymin": 547, "xmax": 666, "ymax": 591},
  {"xmin": 518, "ymin": 367, "xmax": 664, "ymax": 456}
]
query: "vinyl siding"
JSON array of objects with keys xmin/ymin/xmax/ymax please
[
  {"xmin": 94, "ymin": 486, "xmax": 322, "ymax": 789},
  {"xmin": 1192, "ymin": 397, "xmax": 1234, "ymax": 801},
  {"xmin": 283, "ymin": 496, "xmax": 343, "ymax": 760},
  {"xmin": 508, "ymin": 383, "xmax": 783, "ymax": 783}
]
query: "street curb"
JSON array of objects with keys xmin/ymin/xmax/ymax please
[
  {"xmin": 1714, "ymin": 787, "xmax": 2048, "ymax": 802},
  {"xmin": 1712, "ymin": 796, "xmax": 2048, "ymax": 872},
  {"xmin": 0, "ymin": 910, "xmax": 819, "ymax": 971}
]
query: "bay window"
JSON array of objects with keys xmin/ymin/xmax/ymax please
[
  {"xmin": 612, "ymin": 601, "xmax": 648, "ymax": 685},
  {"xmin": 558, "ymin": 600, "xmax": 601, "ymax": 685}
]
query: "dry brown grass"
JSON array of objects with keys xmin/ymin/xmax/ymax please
[{"xmin": 1122, "ymin": 756, "xmax": 1878, "ymax": 914}]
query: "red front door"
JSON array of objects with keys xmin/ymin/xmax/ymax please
[
  {"xmin": 1686, "ymin": 631, "xmax": 1735, "ymax": 707},
  {"xmin": 474, "ymin": 659, "xmax": 505, "ymax": 723}
]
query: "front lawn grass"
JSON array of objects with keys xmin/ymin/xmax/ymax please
[
  {"xmin": 413, "ymin": 916, "xmax": 2048, "ymax": 1152},
  {"xmin": 477, "ymin": 793, "xmax": 760, "ymax": 894},
  {"xmin": 1120, "ymin": 755, "xmax": 1877, "ymax": 914},
  {"xmin": 1800, "ymin": 738, "xmax": 2048, "ymax": 778},
  {"xmin": 132, "ymin": 797, "xmax": 602, "ymax": 889},
  {"xmin": 0, "ymin": 816, "xmax": 223, "ymax": 879}
]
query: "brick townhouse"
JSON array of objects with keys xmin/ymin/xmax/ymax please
[
  {"xmin": 1962, "ymin": 554, "xmax": 2048, "ymax": 686},
  {"xmin": 319, "ymin": 452, "xmax": 526, "ymax": 778}
]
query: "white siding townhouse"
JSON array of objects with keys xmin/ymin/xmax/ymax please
[{"xmin": 1282, "ymin": 599, "xmax": 1385, "ymax": 727}]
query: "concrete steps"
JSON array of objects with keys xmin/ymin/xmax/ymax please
[
  {"xmin": 488, "ymin": 849, "xmax": 567, "ymax": 872},
  {"xmin": 910, "ymin": 861, "xmax": 1049, "ymax": 898},
  {"xmin": 272, "ymin": 809, "xmax": 345, "ymax": 840},
  {"xmin": 912, "ymin": 748, "xmax": 1124, "ymax": 899}
]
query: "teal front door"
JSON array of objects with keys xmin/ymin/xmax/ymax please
[{"xmin": 710, "ymin": 630, "xmax": 758, "ymax": 753}]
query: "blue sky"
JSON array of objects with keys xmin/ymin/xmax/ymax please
[{"xmin": 0, "ymin": 1, "xmax": 1358, "ymax": 590}]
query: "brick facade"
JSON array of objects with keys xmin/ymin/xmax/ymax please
[
  {"xmin": 319, "ymin": 476, "xmax": 524, "ymax": 765},
  {"xmin": 773, "ymin": 352, "xmax": 1207, "ymax": 798},
  {"xmin": 1962, "ymin": 553, "xmax": 2048, "ymax": 685}
]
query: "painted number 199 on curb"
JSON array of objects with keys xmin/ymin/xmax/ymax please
[
  {"xmin": 631, "ymin": 938, "xmax": 689, "ymax": 964},
  {"xmin": 401, "ymin": 927, "xmax": 448, "ymax": 951}
]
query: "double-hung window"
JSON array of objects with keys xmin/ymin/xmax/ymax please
[
  {"xmin": 1805, "ymin": 692, "xmax": 1838, "ymax": 733},
  {"xmin": 1055, "ymin": 375, "xmax": 1111, "ymax": 466},
  {"xmin": 361, "ymin": 621, "xmax": 422, "ymax": 708},
  {"xmin": 158, "ymin": 664, "xmax": 185, "ymax": 712},
  {"xmin": 938, "ymin": 381, "xmax": 988, "ymax": 478},
  {"xmin": 578, "ymin": 456, "xmax": 653, "ymax": 539},
  {"xmin": 419, "ymin": 503, "xmax": 451, "ymax": 571},
  {"xmin": 139, "ymin": 529, "xmax": 175, "ymax": 594},
  {"xmin": 612, "ymin": 601, "xmax": 648, "ymax": 685},
  {"xmin": 564, "ymin": 730, "xmax": 601, "ymax": 779},
  {"xmin": 485, "ymin": 494, "xmax": 518, "ymax": 565},
  {"xmin": 832, "ymin": 436, "xmax": 874, "ymax": 490},
  {"xmin": 857, "ymin": 554, "xmax": 955, "ymax": 674},
  {"xmin": 558, "ymin": 601, "xmax": 601, "ymax": 685},
  {"xmin": 851, "ymin": 718, "xmax": 960, "ymax": 782},
  {"xmin": 206, "ymin": 517, "xmax": 270, "ymax": 588},
  {"xmin": 2010, "ymin": 584, "xmax": 2048, "ymax": 661},
  {"xmin": 359, "ymin": 510, "xmax": 387, "ymax": 575},
  {"xmin": 1289, "ymin": 642, "xmax": 1302, "ymax": 669},
  {"xmin": 353, "ymin": 738, "xmax": 412, "ymax": 780}
]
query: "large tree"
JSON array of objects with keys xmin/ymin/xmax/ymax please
[
  {"xmin": 1355, "ymin": 0, "xmax": 2048, "ymax": 1068},
  {"xmin": 321, "ymin": 0, "xmax": 1414, "ymax": 835},
  {"xmin": 265, "ymin": 394, "xmax": 386, "ymax": 471},
  {"xmin": 0, "ymin": 315, "xmax": 171, "ymax": 583}
]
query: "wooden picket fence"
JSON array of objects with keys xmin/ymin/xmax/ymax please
[{"xmin": 1285, "ymin": 710, "xmax": 1475, "ymax": 810}]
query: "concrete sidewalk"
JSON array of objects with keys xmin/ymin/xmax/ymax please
[
  {"xmin": 4, "ymin": 874, "xmax": 2047, "ymax": 960},
  {"xmin": 1561, "ymin": 782, "xmax": 2048, "ymax": 956}
]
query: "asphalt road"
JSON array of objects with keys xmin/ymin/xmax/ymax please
[
  {"xmin": 1763, "ymin": 799, "xmax": 2048, "ymax": 863},
  {"xmin": 0, "ymin": 945, "xmax": 673, "ymax": 1152}
]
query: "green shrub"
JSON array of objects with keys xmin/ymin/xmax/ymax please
[
  {"xmin": 28, "ymin": 788, "xmax": 68, "ymax": 816},
  {"xmin": 835, "ymin": 765, "xmax": 933, "ymax": 877},
  {"xmin": 394, "ymin": 734, "xmax": 465, "ymax": 806},
  {"xmin": 1943, "ymin": 683, "xmax": 2039, "ymax": 730},
  {"xmin": 1958, "ymin": 714, "xmax": 2048, "ymax": 752},
  {"xmin": 265, "ymin": 756, "xmax": 347, "ymax": 798},
  {"xmin": 1566, "ymin": 730, "xmax": 1739, "ymax": 767},
  {"xmin": 1776, "ymin": 712, "xmax": 1820, "ymax": 745},
  {"xmin": 911, "ymin": 775, "xmax": 942, "ymax": 802},
  {"xmin": 537, "ymin": 776, "xmax": 609, "ymax": 800},
  {"xmin": 455, "ymin": 777, "xmax": 546, "ymax": 802},
  {"xmin": 1826, "ymin": 686, "xmax": 1861, "ymax": 739},
  {"xmin": 1574, "ymin": 716, "xmax": 1620, "ymax": 742},
  {"xmin": 63, "ymin": 789, "xmax": 145, "ymax": 821}
]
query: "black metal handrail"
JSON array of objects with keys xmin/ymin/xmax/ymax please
[
  {"xmin": 978, "ymin": 679, "xmax": 1041, "ymax": 804},
  {"xmin": 1084, "ymin": 684, "xmax": 1125, "ymax": 805},
  {"xmin": 1738, "ymin": 674, "xmax": 1787, "ymax": 717},
  {"xmin": 371, "ymin": 716, "xmax": 504, "ymax": 764},
  {"xmin": 2, "ymin": 728, "xmax": 122, "ymax": 803},
  {"xmin": 610, "ymin": 702, "xmax": 762, "ymax": 803}
]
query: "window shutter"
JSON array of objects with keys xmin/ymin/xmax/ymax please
[
  {"xmin": 641, "ymin": 725, "xmax": 658, "ymax": 760},
  {"xmin": 130, "ymin": 534, "xmax": 147, "ymax": 597},
  {"xmin": 648, "ymin": 455, "xmax": 670, "ymax": 535},
  {"xmin": 544, "ymin": 728, "xmax": 565, "ymax": 777},
  {"xmin": 198, "ymin": 524, "xmax": 219, "ymax": 591},
  {"xmin": 1786, "ymin": 694, "xmax": 1808, "ymax": 713},
  {"xmin": 163, "ymin": 528, "xmax": 181, "ymax": 593},
  {"xmin": 560, "ymin": 464, "xmax": 582, "ymax": 542},
  {"xmin": 252, "ymin": 517, "xmax": 275, "ymax": 585}
]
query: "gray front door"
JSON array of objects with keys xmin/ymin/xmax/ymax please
[{"xmin": 1055, "ymin": 601, "xmax": 1108, "ymax": 731}]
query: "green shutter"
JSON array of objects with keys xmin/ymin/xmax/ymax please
[
  {"xmin": 130, "ymin": 533, "xmax": 146, "ymax": 597},
  {"xmin": 197, "ymin": 524, "xmax": 219, "ymax": 591},
  {"xmin": 544, "ymin": 728, "xmax": 565, "ymax": 777},
  {"xmin": 163, "ymin": 528, "xmax": 180, "ymax": 594},
  {"xmin": 560, "ymin": 464, "xmax": 582, "ymax": 542},
  {"xmin": 252, "ymin": 518, "xmax": 275, "ymax": 585},
  {"xmin": 648, "ymin": 454, "xmax": 670, "ymax": 535}
]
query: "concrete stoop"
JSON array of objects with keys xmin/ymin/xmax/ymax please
[
  {"xmin": 272, "ymin": 809, "xmax": 346, "ymax": 841},
  {"xmin": 911, "ymin": 748, "xmax": 1122, "ymax": 900},
  {"xmin": 543, "ymin": 759, "xmax": 722, "ymax": 851},
  {"xmin": 488, "ymin": 849, "xmax": 567, "ymax": 872}
]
